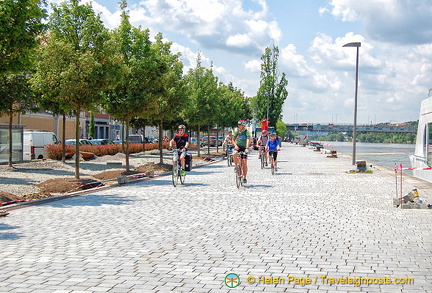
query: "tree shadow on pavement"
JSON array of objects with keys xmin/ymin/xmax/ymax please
[
  {"xmin": 0, "ymin": 176, "xmax": 38, "ymax": 185},
  {"xmin": 242, "ymin": 184, "xmax": 273, "ymax": 188},
  {"xmin": 0, "ymin": 223, "xmax": 23, "ymax": 240},
  {"xmin": 42, "ymin": 193, "xmax": 137, "ymax": 208}
]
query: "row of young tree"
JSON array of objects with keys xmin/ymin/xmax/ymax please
[{"xmin": 0, "ymin": 0, "xmax": 288, "ymax": 178}]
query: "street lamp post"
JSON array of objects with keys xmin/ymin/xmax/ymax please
[{"xmin": 343, "ymin": 42, "xmax": 361, "ymax": 166}]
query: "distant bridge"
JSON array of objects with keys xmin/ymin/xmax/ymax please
[{"xmin": 286, "ymin": 124, "xmax": 417, "ymax": 134}]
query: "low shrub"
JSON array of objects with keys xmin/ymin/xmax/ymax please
[{"xmin": 45, "ymin": 141, "xmax": 171, "ymax": 160}]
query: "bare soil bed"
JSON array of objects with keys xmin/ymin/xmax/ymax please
[{"xmin": 0, "ymin": 150, "xmax": 223, "ymax": 203}]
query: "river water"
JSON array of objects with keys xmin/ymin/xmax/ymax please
[{"xmin": 319, "ymin": 141, "xmax": 415, "ymax": 174}]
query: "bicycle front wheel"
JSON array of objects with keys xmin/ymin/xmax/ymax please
[
  {"xmin": 172, "ymin": 162, "xmax": 179, "ymax": 187},
  {"xmin": 270, "ymin": 159, "xmax": 275, "ymax": 175},
  {"xmin": 260, "ymin": 153, "xmax": 265, "ymax": 169},
  {"xmin": 180, "ymin": 166, "xmax": 186, "ymax": 184},
  {"xmin": 235, "ymin": 166, "xmax": 242, "ymax": 189},
  {"xmin": 227, "ymin": 154, "xmax": 232, "ymax": 167}
]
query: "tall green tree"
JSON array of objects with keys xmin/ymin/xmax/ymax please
[
  {"xmin": 89, "ymin": 112, "xmax": 96, "ymax": 139},
  {"xmin": 142, "ymin": 32, "xmax": 186, "ymax": 164},
  {"xmin": 0, "ymin": 0, "xmax": 46, "ymax": 166},
  {"xmin": 256, "ymin": 45, "xmax": 288, "ymax": 127},
  {"xmin": 184, "ymin": 53, "xmax": 219, "ymax": 157},
  {"xmin": 103, "ymin": 0, "xmax": 153, "ymax": 171},
  {"xmin": 32, "ymin": 0, "xmax": 114, "ymax": 178}
]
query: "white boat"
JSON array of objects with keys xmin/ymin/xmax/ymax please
[{"xmin": 409, "ymin": 89, "xmax": 432, "ymax": 182}]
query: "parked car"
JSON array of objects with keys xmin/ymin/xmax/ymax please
[
  {"xmin": 23, "ymin": 130, "xmax": 59, "ymax": 160},
  {"xmin": 64, "ymin": 139, "xmax": 93, "ymax": 145},
  {"xmin": 128, "ymin": 134, "xmax": 143, "ymax": 144},
  {"xmin": 90, "ymin": 139, "xmax": 114, "ymax": 145},
  {"xmin": 190, "ymin": 137, "xmax": 198, "ymax": 145}
]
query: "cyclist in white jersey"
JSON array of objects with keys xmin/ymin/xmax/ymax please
[{"xmin": 257, "ymin": 130, "xmax": 269, "ymax": 162}]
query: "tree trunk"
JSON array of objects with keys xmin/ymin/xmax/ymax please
[
  {"xmin": 207, "ymin": 125, "xmax": 210, "ymax": 155},
  {"xmin": 8, "ymin": 111, "xmax": 13, "ymax": 167},
  {"xmin": 158, "ymin": 120, "xmax": 163, "ymax": 165},
  {"xmin": 74, "ymin": 110, "xmax": 80, "ymax": 179},
  {"xmin": 197, "ymin": 124, "xmax": 201, "ymax": 157},
  {"xmin": 142, "ymin": 123, "xmax": 146, "ymax": 154},
  {"xmin": 216, "ymin": 126, "xmax": 219, "ymax": 153},
  {"xmin": 62, "ymin": 113, "xmax": 66, "ymax": 163},
  {"xmin": 125, "ymin": 122, "xmax": 130, "ymax": 172},
  {"xmin": 121, "ymin": 123, "xmax": 125, "ymax": 153}
]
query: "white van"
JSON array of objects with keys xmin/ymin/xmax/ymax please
[{"xmin": 23, "ymin": 130, "xmax": 59, "ymax": 161}]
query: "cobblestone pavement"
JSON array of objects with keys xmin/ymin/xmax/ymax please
[{"xmin": 1, "ymin": 144, "xmax": 431, "ymax": 292}]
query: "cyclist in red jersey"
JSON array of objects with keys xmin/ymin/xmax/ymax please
[{"xmin": 169, "ymin": 124, "xmax": 190, "ymax": 176}]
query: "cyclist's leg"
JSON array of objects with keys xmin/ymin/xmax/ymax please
[
  {"xmin": 233, "ymin": 150, "xmax": 239, "ymax": 169},
  {"xmin": 242, "ymin": 153, "xmax": 248, "ymax": 180},
  {"xmin": 180, "ymin": 151, "xmax": 186, "ymax": 170},
  {"xmin": 273, "ymin": 151, "xmax": 278, "ymax": 167},
  {"xmin": 266, "ymin": 149, "xmax": 269, "ymax": 165}
]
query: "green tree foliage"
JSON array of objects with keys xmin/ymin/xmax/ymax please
[
  {"xmin": 32, "ymin": 0, "xmax": 114, "ymax": 178},
  {"xmin": 256, "ymin": 45, "xmax": 288, "ymax": 127},
  {"xmin": 0, "ymin": 0, "xmax": 46, "ymax": 74},
  {"xmin": 89, "ymin": 112, "xmax": 95, "ymax": 139},
  {"xmin": 218, "ymin": 82, "xmax": 251, "ymax": 133},
  {"xmin": 103, "ymin": 0, "xmax": 153, "ymax": 171},
  {"xmin": 275, "ymin": 119, "xmax": 286, "ymax": 137}
]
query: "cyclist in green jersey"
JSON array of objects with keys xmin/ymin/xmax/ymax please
[{"xmin": 233, "ymin": 120, "xmax": 251, "ymax": 184}]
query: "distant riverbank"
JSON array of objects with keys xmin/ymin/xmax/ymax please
[{"xmin": 321, "ymin": 141, "xmax": 414, "ymax": 173}]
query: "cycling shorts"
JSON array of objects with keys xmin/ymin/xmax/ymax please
[
  {"xmin": 234, "ymin": 147, "xmax": 248, "ymax": 159},
  {"xmin": 269, "ymin": 150, "xmax": 278, "ymax": 160}
]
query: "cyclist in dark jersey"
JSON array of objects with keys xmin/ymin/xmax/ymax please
[
  {"xmin": 233, "ymin": 120, "xmax": 251, "ymax": 184},
  {"xmin": 169, "ymin": 124, "xmax": 190, "ymax": 176}
]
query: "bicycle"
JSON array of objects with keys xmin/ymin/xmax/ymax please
[
  {"xmin": 226, "ymin": 145, "xmax": 234, "ymax": 167},
  {"xmin": 260, "ymin": 147, "xmax": 268, "ymax": 169},
  {"xmin": 171, "ymin": 149, "xmax": 186, "ymax": 187},
  {"xmin": 234, "ymin": 151, "xmax": 247, "ymax": 188}
]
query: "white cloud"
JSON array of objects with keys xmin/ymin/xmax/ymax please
[
  {"xmin": 327, "ymin": 0, "xmax": 432, "ymax": 44},
  {"xmin": 226, "ymin": 34, "xmax": 252, "ymax": 48},
  {"xmin": 244, "ymin": 59, "xmax": 261, "ymax": 72},
  {"xmin": 128, "ymin": 0, "xmax": 280, "ymax": 55}
]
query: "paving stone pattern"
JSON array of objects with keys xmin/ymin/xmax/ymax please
[{"xmin": 1, "ymin": 144, "xmax": 431, "ymax": 292}]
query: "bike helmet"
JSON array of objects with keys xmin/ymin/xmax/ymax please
[
  {"xmin": 178, "ymin": 124, "xmax": 186, "ymax": 129},
  {"xmin": 228, "ymin": 129, "xmax": 233, "ymax": 133},
  {"xmin": 237, "ymin": 120, "xmax": 247, "ymax": 126},
  {"xmin": 262, "ymin": 130, "xmax": 267, "ymax": 134},
  {"xmin": 271, "ymin": 132, "xmax": 277, "ymax": 136}
]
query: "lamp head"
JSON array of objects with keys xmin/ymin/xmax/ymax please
[{"xmin": 343, "ymin": 42, "xmax": 361, "ymax": 48}]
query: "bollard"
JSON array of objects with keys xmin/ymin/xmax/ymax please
[
  {"xmin": 356, "ymin": 160, "xmax": 367, "ymax": 172},
  {"xmin": 117, "ymin": 176, "xmax": 127, "ymax": 184}
]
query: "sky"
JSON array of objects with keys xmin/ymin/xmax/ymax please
[{"xmin": 49, "ymin": 0, "xmax": 432, "ymax": 125}]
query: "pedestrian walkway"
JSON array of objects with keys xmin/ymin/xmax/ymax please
[{"xmin": 1, "ymin": 144, "xmax": 431, "ymax": 292}]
